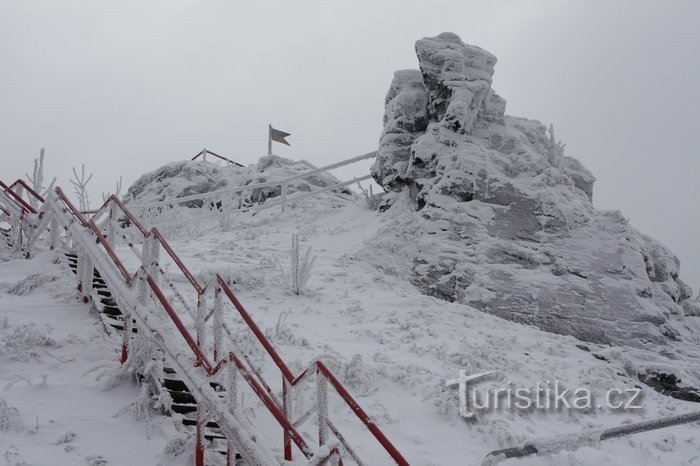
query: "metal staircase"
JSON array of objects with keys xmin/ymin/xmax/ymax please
[{"xmin": 0, "ymin": 179, "xmax": 409, "ymax": 466}]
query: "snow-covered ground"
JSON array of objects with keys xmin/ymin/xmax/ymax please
[
  {"xmin": 0, "ymin": 252, "xmax": 186, "ymax": 466},
  {"xmin": 2, "ymin": 192, "xmax": 700, "ymax": 465}
]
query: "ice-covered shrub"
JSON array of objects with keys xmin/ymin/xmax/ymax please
[
  {"xmin": 275, "ymin": 233, "xmax": 315, "ymax": 295},
  {"xmin": 343, "ymin": 355, "xmax": 377, "ymax": 396},
  {"xmin": 69, "ymin": 164, "xmax": 94, "ymax": 211}
]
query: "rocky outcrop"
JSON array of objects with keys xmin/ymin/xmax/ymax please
[{"xmin": 370, "ymin": 33, "xmax": 697, "ymax": 349}]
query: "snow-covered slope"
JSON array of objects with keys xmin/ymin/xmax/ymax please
[
  {"xmin": 2, "ymin": 185, "xmax": 700, "ymax": 464},
  {"xmin": 116, "ymin": 196, "xmax": 700, "ymax": 465}
]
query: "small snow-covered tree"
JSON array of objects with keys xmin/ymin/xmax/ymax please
[
  {"xmin": 24, "ymin": 148, "xmax": 56, "ymax": 206},
  {"xmin": 102, "ymin": 176, "xmax": 123, "ymax": 202},
  {"xmin": 276, "ymin": 234, "xmax": 315, "ymax": 295},
  {"xmin": 546, "ymin": 124, "xmax": 566, "ymax": 168},
  {"xmin": 69, "ymin": 164, "xmax": 93, "ymax": 211}
]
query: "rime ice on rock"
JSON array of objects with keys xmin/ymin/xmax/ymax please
[{"xmin": 370, "ymin": 32, "xmax": 697, "ymax": 351}]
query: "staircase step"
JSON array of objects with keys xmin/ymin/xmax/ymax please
[
  {"xmin": 182, "ymin": 417, "xmax": 221, "ymax": 430},
  {"xmin": 96, "ymin": 288, "xmax": 112, "ymax": 297},
  {"xmin": 163, "ymin": 377, "xmax": 189, "ymax": 392},
  {"xmin": 167, "ymin": 390, "xmax": 196, "ymax": 405},
  {"xmin": 101, "ymin": 306, "xmax": 123, "ymax": 317},
  {"xmin": 171, "ymin": 402, "xmax": 198, "ymax": 415}
]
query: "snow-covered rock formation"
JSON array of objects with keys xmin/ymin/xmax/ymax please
[
  {"xmin": 123, "ymin": 156, "xmax": 352, "ymax": 207},
  {"xmin": 371, "ymin": 32, "xmax": 696, "ymax": 349}
]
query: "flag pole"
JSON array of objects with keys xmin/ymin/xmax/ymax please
[{"xmin": 268, "ymin": 124, "xmax": 272, "ymax": 156}]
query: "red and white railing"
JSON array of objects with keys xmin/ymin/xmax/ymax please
[{"xmin": 0, "ymin": 179, "xmax": 408, "ymax": 466}]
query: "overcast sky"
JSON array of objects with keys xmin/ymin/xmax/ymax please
[{"xmin": 1, "ymin": 1, "xmax": 698, "ymax": 289}]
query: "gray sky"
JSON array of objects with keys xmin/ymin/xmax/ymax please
[{"xmin": 1, "ymin": 1, "xmax": 698, "ymax": 290}]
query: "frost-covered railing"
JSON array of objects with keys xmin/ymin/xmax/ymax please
[
  {"xmin": 482, "ymin": 410, "xmax": 700, "ymax": 465},
  {"xmin": 128, "ymin": 151, "xmax": 376, "ymax": 227},
  {"xmin": 0, "ymin": 180, "xmax": 43, "ymax": 254},
  {"xmin": 1, "ymin": 178, "xmax": 408, "ymax": 466}
]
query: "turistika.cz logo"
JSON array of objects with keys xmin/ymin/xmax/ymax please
[{"xmin": 446, "ymin": 370, "xmax": 643, "ymax": 418}]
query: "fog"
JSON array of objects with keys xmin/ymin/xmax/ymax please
[{"xmin": 1, "ymin": 0, "xmax": 698, "ymax": 288}]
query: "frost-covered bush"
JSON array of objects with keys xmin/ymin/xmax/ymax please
[
  {"xmin": 275, "ymin": 234, "xmax": 315, "ymax": 295},
  {"xmin": 342, "ymin": 355, "xmax": 377, "ymax": 396},
  {"xmin": 4, "ymin": 324, "xmax": 56, "ymax": 348},
  {"xmin": 163, "ymin": 435, "xmax": 193, "ymax": 459}
]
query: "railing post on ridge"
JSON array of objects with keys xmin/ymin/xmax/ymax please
[
  {"xmin": 226, "ymin": 362, "xmax": 239, "ymax": 466},
  {"xmin": 281, "ymin": 182, "xmax": 288, "ymax": 212},
  {"xmin": 213, "ymin": 286, "xmax": 223, "ymax": 361},
  {"xmin": 106, "ymin": 201, "xmax": 117, "ymax": 245},
  {"xmin": 317, "ymin": 368, "xmax": 329, "ymax": 448},
  {"xmin": 77, "ymin": 250, "xmax": 93, "ymax": 304},
  {"xmin": 49, "ymin": 216, "xmax": 60, "ymax": 250},
  {"xmin": 142, "ymin": 232, "xmax": 160, "ymax": 286},
  {"xmin": 196, "ymin": 292, "xmax": 207, "ymax": 367}
]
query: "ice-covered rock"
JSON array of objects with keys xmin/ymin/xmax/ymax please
[{"xmin": 370, "ymin": 32, "xmax": 696, "ymax": 349}]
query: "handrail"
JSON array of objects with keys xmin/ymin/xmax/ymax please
[
  {"xmin": 192, "ymin": 149, "xmax": 244, "ymax": 168},
  {"xmin": 9, "ymin": 179, "xmax": 45, "ymax": 203},
  {"xmin": 54, "ymin": 187, "xmax": 88, "ymax": 226},
  {"xmin": 0, "ymin": 181, "xmax": 37, "ymax": 214},
  {"xmin": 147, "ymin": 273, "xmax": 213, "ymax": 372},
  {"xmin": 316, "ymin": 361, "xmax": 409, "ymax": 465},
  {"xmin": 87, "ymin": 219, "xmax": 133, "ymax": 282},
  {"xmin": 151, "ymin": 228, "xmax": 203, "ymax": 294},
  {"xmin": 482, "ymin": 410, "xmax": 700, "ymax": 464},
  {"xmin": 218, "ymin": 276, "xmax": 296, "ymax": 382},
  {"xmin": 91, "ymin": 195, "xmax": 149, "ymax": 235},
  {"xmin": 222, "ymin": 352, "xmax": 315, "ymax": 459},
  {"xmin": 217, "ymin": 276, "xmax": 409, "ymax": 464}
]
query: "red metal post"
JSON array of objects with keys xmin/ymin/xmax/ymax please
[
  {"xmin": 283, "ymin": 379, "xmax": 292, "ymax": 461},
  {"xmin": 195, "ymin": 410, "xmax": 204, "ymax": 466}
]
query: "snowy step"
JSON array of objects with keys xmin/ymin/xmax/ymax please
[{"xmin": 181, "ymin": 417, "xmax": 222, "ymax": 430}]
